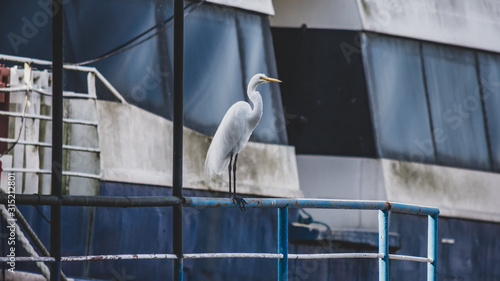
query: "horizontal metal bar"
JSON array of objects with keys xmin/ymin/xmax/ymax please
[
  {"xmin": 0, "ymin": 253, "xmax": 282, "ymax": 263},
  {"xmin": 61, "ymin": 171, "xmax": 101, "ymax": 179},
  {"xmin": 0, "ymin": 257, "xmax": 55, "ymax": 262},
  {"xmin": 0, "ymin": 110, "xmax": 51, "ymax": 120},
  {"xmin": 389, "ymin": 254, "xmax": 433, "ymax": 263},
  {"xmin": 389, "ymin": 202, "xmax": 440, "ymax": 216},
  {"xmin": 184, "ymin": 198, "xmax": 390, "ymax": 211},
  {"xmin": 0, "ymin": 138, "xmax": 100, "ymax": 153},
  {"xmin": 0, "ymin": 86, "xmax": 94, "ymax": 100},
  {"xmin": 0, "ymin": 254, "xmax": 178, "ymax": 263},
  {"xmin": 0, "ymin": 54, "xmax": 52, "ymax": 66},
  {"xmin": 0, "ymin": 253, "xmax": 433, "ymax": 264},
  {"xmin": 0, "ymin": 110, "xmax": 98, "ymax": 126},
  {"xmin": 62, "ymin": 91, "xmax": 96, "ymax": 99},
  {"xmin": 2, "ymin": 168, "xmax": 101, "ymax": 179},
  {"xmin": 0, "ymin": 194, "xmax": 181, "ymax": 207},
  {"xmin": 61, "ymin": 254, "xmax": 178, "ymax": 262},
  {"xmin": 62, "ymin": 63, "xmax": 96, "ymax": 73},
  {"xmin": 288, "ymin": 253, "xmax": 383, "ymax": 260},
  {"xmin": 0, "ymin": 195, "xmax": 438, "ymax": 216},
  {"xmin": 29, "ymin": 88, "xmax": 50, "ymax": 96},
  {"xmin": 184, "ymin": 198, "xmax": 439, "ymax": 216},
  {"xmin": 0, "ymin": 54, "xmax": 127, "ymax": 104},
  {"xmin": 61, "ymin": 118, "xmax": 98, "ymax": 126},
  {"xmin": 184, "ymin": 253, "xmax": 282, "ymax": 259},
  {"xmin": 0, "ymin": 86, "xmax": 28, "ymax": 92}
]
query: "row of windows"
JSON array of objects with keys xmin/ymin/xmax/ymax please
[{"xmin": 364, "ymin": 34, "xmax": 500, "ymax": 172}]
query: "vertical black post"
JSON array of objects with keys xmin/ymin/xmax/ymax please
[
  {"xmin": 51, "ymin": 0, "xmax": 63, "ymax": 280},
  {"xmin": 172, "ymin": 0, "xmax": 184, "ymax": 280}
]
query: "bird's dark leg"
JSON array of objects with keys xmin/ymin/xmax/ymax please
[
  {"xmin": 228, "ymin": 153, "xmax": 233, "ymax": 198},
  {"xmin": 232, "ymin": 153, "xmax": 237, "ymax": 196},
  {"xmin": 232, "ymin": 153, "xmax": 247, "ymax": 212}
]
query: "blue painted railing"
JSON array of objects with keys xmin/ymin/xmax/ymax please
[
  {"xmin": 0, "ymin": 197, "xmax": 438, "ymax": 281},
  {"xmin": 183, "ymin": 197, "xmax": 439, "ymax": 281}
]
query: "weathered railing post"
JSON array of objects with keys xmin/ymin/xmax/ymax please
[
  {"xmin": 427, "ymin": 214, "xmax": 438, "ymax": 281},
  {"xmin": 278, "ymin": 207, "xmax": 288, "ymax": 281},
  {"xmin": 378, "ymin": 209, "xmax": 389, "ymax": 281}
]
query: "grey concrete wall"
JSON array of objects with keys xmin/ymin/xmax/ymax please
[
  {"xmin": 97, "ymin": 100, "xmax": 302, "ymax": 197},
  {"xmin": 296, "ymin": 155, "xmax": 500, "ymax": 228}
]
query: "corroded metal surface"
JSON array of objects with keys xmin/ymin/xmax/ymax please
[{"xmin": 184, "ymin": 253, "xmax": 282, "ymax": 259}]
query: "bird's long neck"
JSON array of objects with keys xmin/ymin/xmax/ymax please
[{"xmin": 247, "ymin": 82, "xmax": 263, "ymax": 129}]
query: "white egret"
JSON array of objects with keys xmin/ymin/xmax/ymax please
[{"xmin": 205, "ymin": 73, "xmax": 282, "ymax": 211}]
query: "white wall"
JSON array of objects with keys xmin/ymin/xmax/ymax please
[
  {"xmin": 208, "ymin": 0, "xmax": 275, "ymax": 15},
  {"xmin": 297, "ymin": 155, "xmax": 500, "ymax": 229},
  {"xmin": 359, "ymin": 0, "xmax": 500, "ymax": 53},
  {"xmin": 271, "ymin": 0, "xmax": 500, "ymax": 53}
]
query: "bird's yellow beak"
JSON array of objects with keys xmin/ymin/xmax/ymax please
[{"xmin": 262, "ymin": 76, "xmax": 282, "ymax": 83}]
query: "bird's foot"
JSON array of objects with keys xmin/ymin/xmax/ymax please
[{"xmin": 231, "ymin": 196, "xmax": 247, "ymax": 212}]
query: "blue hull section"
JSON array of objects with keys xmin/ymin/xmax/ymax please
[{"xmin": 8, "ymin": 182, "xmax": 500, "ymax": 280}]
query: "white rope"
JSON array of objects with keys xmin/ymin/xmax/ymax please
[{"xmin": 0, "ymin": 205, "xmax": 50, "ymax": 280}]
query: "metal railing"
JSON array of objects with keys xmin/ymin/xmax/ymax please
[
  {"xmin": 0, "ymin": 195, "xmax": 439, "ymax": 281},
  {"xmin": 0, "ymin": 54, "xmax": 127, "ymax": 104},
  {"xmin": 0, "ymin": 54, "xmax": 122, "ymax": 182}
]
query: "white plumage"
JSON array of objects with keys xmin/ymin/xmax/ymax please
[
  {"xmin": 204, "ymin": 73, "xmax": 281, "ymax": 209},
  {"xmin": 204, "ymin": 100, "xmax": 254, "ymax": 178}
]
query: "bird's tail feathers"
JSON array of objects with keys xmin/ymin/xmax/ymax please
[{"xmin": 204, "ymin": 143, "xmax": 228, "ymax": 183}]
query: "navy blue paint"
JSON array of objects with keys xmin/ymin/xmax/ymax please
[
  {"xmin": 290, "ymin": 224, "xmax": 401, "ymax": 250},
  {"xmin": 86, "ymin": 182, "xmax": 284, "ymax": 280},
  {"xmin": 7, "ymin": 183, "xmax": 500, "ymax": 280},
  {"xmin": 10, "ymin": 205, "xmax": 94, "ymax": 277},
  {"xmin": 391, "ymin": 213, "xmax": 500, "ymax": 281},
  {"xmin": 289, "ymin": 241, "xmax": 379, "ymax": 281},
  {"xmin": 7, "ymin": 183, "xmax": 281, "ymax": 280}
]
